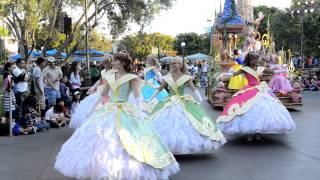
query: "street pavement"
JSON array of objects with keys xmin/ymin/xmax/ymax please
[{"xmin": 0, "ymin": 91, "xmax": 319, "ymax": 180}]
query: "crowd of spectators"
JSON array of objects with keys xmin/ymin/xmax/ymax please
[
  {"xmin": 294, "ymin": 74, "xmax": 320, "ymax": 91},
  {"xmin": 1, "ymin": 56, "xmax": 106, "ymax": 136}
]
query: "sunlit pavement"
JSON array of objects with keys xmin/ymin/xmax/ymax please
[{"xmin": 1, "ymin": 90, "xmax": 319, "ymax": 180}]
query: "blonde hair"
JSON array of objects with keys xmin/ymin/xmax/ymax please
[
  {"xmin": 146, "ymin": 55, "xmax": 159, "ymax": 67},
  {"xmin": 170, "ymin": 56, "xmax": 189, "ymax": 74}
]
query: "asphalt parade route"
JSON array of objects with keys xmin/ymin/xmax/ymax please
[{"xmin": 0, "ymin": 91, "xmax": 319, "ymax": 180}]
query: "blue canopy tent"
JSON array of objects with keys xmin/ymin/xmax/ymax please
[
  {"xmin": 75, "ymin": 49, "xmax": 107, "ymax": 56},
  {"xmin": 46, "ymin": 49, "xmax": 67, "ymax": 58},
  {"xmin": 185, "ymin": 53, "xmax": 209, "ymax": 61},
  {"xmin": 9, "ymin": 50, "xmax": 41, "ymax": 61},
  {"xmin": 160, "ymin": 56, "xmax": 177, "ymax": 62},
  {"xmin": 73, "ymin": 56, "xmax": 109, "ymax": 62}
]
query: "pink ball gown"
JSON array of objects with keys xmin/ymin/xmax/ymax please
[{"xmin": 216, "ymin": 67, "xmax": 296, "ymax": 135}]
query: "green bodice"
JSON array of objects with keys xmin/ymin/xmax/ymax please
[
  {"xmin": 95, "ymin": 73, "xmax": 176, "ymax": 169},
  {"xmin": 169, "ymin": 85, "xmax": 185, "ymax": 96},
  {"xmin": 109, "ymin": 81, "xmax": 131, "ymax": 102},
  {"xmin": 150, "ymin": 73, "xmax": 225, "ymax": 142}
]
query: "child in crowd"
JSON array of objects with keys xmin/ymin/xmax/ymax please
[
  {"xmin": 70, "ymin": 91, "xmax": 81, "ymax": 115},
  {"xmin": 45, "ymin": 105, "xmax": 68, "ymax": 128},
  {"xmin": 59, "ymin": 76, "xmax": 72, "ymax": 109},
  {"xmin": 57, "ymin": 98, "xmax": 71, "ymax": 119}
]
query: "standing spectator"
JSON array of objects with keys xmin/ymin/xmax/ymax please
[
  {"xmin": 90, "ymin": 64, "xmax": 100, "ymax": 85},
  {"xmin": 3, "ymin": 62, "xmax": 17, "ymax": 122},
  {"xmin": 306, "ymin": 56, "xmax": 312, "ymax": 67},
  {"xmin": 312, "ymin": 57, "xmax": 318, "ymax": 67},
  {"xmin": 200, "ymin": 60, "xmax": 209, "ymax": 87},
  {"xmin": 70, "ymin": 91, "xmax": 80, "ymax": 115},
  {"xmin": 69, "ymin": 62, "xmax": 81, "ymax": 94},
  {"xmin": 12, "ymin": 59, "xmax": 29, "ymax": 113},
  {"xmin": 43, "ymin": 56, "xmax": 63, "ymax": 107},
  {"xmin": 59, "ymin": 76, "xmax": 72, "ymax": 109},
  {"xmin": 32, "ymin": 57, "xmax": 46, "ymax": 117}
]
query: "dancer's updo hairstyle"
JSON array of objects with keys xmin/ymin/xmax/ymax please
[{"xmin": 113, "ymin": 52, "xmax": 132, "ymax": 73}]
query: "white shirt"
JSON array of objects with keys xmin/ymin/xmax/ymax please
[
  {"xmin": 12, "ymin": 67, "xmax": 28, "ymax": 92},
  {"xmin": 33, "ymin": 66, "xmax": 44, "ymax": 92},
  {"xmin": 45, "ymin": 107, "xmax": 64, "ymax": 121}
]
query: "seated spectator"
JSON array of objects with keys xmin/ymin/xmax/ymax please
[
  {"xmin": 15, "ymin": 109, "xmax": 37, "ymax": 135},
  {"xmin": 70, "ymin": 91, "xmax": 81, "ymax": 115},
  {"xmin": 59, "ymin": 76, "xmax": 72, "ymax": 108},
  {"xmin": 45, "ymin": 104, "xmax": 68, "ymax": 128},
  {"xmin": 57, "ymin": 98, "xmax": 71, "ymax": 119},
  {"xmin": 22, "ymin": 95, "xmax": 39, "ymax": 113},
  {"xmin": 309, "ymin": 79, "xmax": 319, "ymax": 91}
]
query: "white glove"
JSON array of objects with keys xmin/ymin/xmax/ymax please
[
  {"xmin": 87, "ymin": 80, "xmax": 102, "ymax": 95},
  {"xmin": 148, "ymin": 90, "xmax": 160, "ymax": 102},
  {"xmin": 156, "ymin": 71, "xmax": 163, "ymax": 83},
  {"xmin": 135, "ymin": 96, "xmax": 147, "ymax": 119},
  {"xmin": 193, "ymin": 89, "xmax": 203, "ymax": 103}
]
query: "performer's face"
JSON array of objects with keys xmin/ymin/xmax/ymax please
[
  {"xmin": 170, "ymin": 61, "xmax": 182, "ymax": 72},
  {"xmin": 112, "ymin": 59, "xmax": 122, "ymax": 70}
]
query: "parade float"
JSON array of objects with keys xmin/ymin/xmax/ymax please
[{"xmin": 207, "ymin": 0, "xmax": 303, "ymax": 109}]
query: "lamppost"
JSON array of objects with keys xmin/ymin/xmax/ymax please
[
  {"xmin": 291, "ymin": 0, "xmax": 316, "ymax": 69},
  {"xmin": 181, "ymin": 42, "xmax": 186, "ymax": 62}
]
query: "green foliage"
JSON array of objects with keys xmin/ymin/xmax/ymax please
[
  {"xmin": 0, "ymin": 26, "xmax": 9, "ymax": 37},
  {"xmin": 119, "ymin": 32, "xmax": 174, "ymax": 60},
  {"xmin": 254, "ymin": 6, "xmax": 283, "ymax": 35},
  {"xmin": 173, "ymin": 32, "xmax": 210, "ymax": 55},
  {"xmin": 254, "ymin": 5, "xmax": 320, "ymax": 57}
]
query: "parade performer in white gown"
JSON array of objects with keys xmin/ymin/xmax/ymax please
[
  {"xmin": 216, "ymin": 52, "xmax": 296, "ymax": 141},
  {"xmin": 148, "ymin": 57, "xmax": 226, "ymax": 155},
  {"xmin": 69, "ymin": 57, "xmax": 116, "ymax": 129},
  {"xmin": 141, "ymin": 56, "xmax": 169, "ymax": 101},
  {"xmin": 55, "ymin": 52, "xmax": 179, "ymax": 180}
]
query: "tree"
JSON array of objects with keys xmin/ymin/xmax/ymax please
[
  {"xmin": 253, "ymin": 6, "xmax": 320, "ymax": 57},
  {"xmin": 173, "ymin": 32, "xmax": 209, "ymax": 55},
  {"xmin": 0, "ymin": 25, "xmax": 9, "ymax": 36},
  {"xmin": 0, "ymin": 0, "xmax": 175, "ymax": 62},
  {"xmin": 118, "ymin": 32, "xmax": 174, "ymax": 60},
  {"xmin": 254, "ymin": 6, "xmax": 282, "ymax": 35}
]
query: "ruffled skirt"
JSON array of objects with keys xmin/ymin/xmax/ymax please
[
  {"xmin": 69, "ymin": 92, "xmax": 101, "ymax": 129},
  {"xmin": 152, "ymin": 104, "xmax": 226, "ymax": 154},
  {"xmin": 269, "ymin": 75, "xmax": 293, "ymax": 94},
  {"xmin": 218, "ymin": 93, "xmax": 296, "ymax": 135},
  {"xmin": 55, "ymin": 110, "xmax": 179, "ymax": 180}
]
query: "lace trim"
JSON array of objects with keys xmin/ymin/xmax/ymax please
[
  {"xmin": 216, "ymin": 82, "xmax": 271, "ymax": 123},
  {"xmin": 150, "ymin": 95, "xmax": 225, "ymax": 141}
]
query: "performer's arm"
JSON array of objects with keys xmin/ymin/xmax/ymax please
[
  {"xmin": 149, "ymin": 81, "xmax": 168, "ymax": 101},
  {"xmin": 188, "ymin": 79, "xmax": 203, "ymax": 102},
  {"xmin": 232, "ymin": 69, "xmax": 244, "ymax": 77}
]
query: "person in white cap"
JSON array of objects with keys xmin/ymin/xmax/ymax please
[
  {"xmin": 43, "ymin": 56, "xmax": 63, "ymax": 107},
  {"xmin": 70, "ymin": 91, "xmax": 80, "ymax": 115}
]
